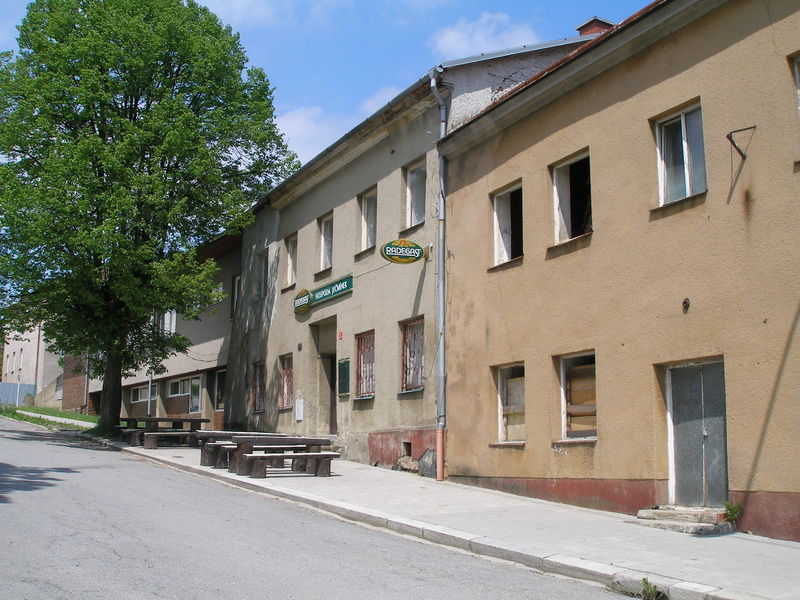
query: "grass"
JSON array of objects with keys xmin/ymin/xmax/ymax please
[
  {"xmin": 0, "ymin": 405, "xmax": 69, "ymax": 429},
  {"xmin": 0, "ymin": 405, "xmax": 120, "ymax": 440},
  {"xmin": 14, "ymin": 405, "xmax": 99, "ymax": 424}
]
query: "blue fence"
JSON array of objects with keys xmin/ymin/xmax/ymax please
[{"xmin": 0, "ymin": 382, "xmax": 36, "ymax": 405}]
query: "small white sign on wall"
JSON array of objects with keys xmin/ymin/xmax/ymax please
[{"xmin": 295, "ymin": 392, "xmax": 303, "ymax": 422}]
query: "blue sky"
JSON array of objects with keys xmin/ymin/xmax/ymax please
[{"xmin": 0, "ymin": 1, "xmax": 648, "ymax": 163}]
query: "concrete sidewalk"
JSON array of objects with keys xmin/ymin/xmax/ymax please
[{"xmin": 108, "ymin": 441, "xmax": 796, "ymax": 600}]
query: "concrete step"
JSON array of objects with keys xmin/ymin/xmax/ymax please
[
  {"xmin": 632, "ymin": 518, "xmax": 734, "ymax": 535},
  {"xmin": 637, "ymin": 505, "xmax": 727, "ymax": 524}
]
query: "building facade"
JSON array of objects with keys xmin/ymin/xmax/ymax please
[{"xmin": 439, "ymin": 0, "xmax": 800, "ymax": 541}]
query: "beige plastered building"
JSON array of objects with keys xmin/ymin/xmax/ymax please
[{"xmin": 439, "ymin": 0, "xmax": 799, "ymax": 541}]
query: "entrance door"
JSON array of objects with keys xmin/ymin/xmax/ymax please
[
  {"xmin": 323, "ymin": 355, "xmax": 337, "ymax": 434},
  {"xmin": 670, "ymin": 361, "xmax": 728, "ymax": 507}
]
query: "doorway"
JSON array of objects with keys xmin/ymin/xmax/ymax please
[
  {"xmin": 311, "ymin": 317, "xmax": 338, "ymax": 435},
  {"xmin": 668, "ymin": 361, "xmax": 728, "ymax": 507}
]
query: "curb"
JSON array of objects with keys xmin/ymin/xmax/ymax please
[{"xmin": 99, "ymin": 439, "xmax": 772, "ymax": 600}]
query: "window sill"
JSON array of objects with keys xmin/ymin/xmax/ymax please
[
  {"xmin": 399, "ymin": 222, "xmax": 424, "ymax": 237},
  {"xmin": 487, "ymin": 255, "xmax": 523, "ymax": 272},
  {"xmin": 489, "ymin": 441, "xmax": 525, "ymax": 448},
  {"xmin": 552, "ymin": 437, "xmax": 597, "ymax": 447},
  {"xmin": 354, "ymin": 394, "xmax": 374, "ymax": 401},
  {"xmin": 252, "ymin": 409, "xmax": 265, "ymax": 415},
  {"xmin": 354, "ymin": 246, "xmax": 376, "ymax": 261},
  {"xmin": 130, "ymin": 400, "xmax": 150, "ymax": 404},
  {"xmin": 278, "ymin": 405, "xmax": 293, "ymax": 411},
  {"xmin": 281, "ymin": 282, "xmax": 296, "ymax": 294},
  {"xmin": 546, "ymin": 231, "xmax": 592, "ymax": 260},
  {"xmin": 649, "ymin": 191, "xmax": 706, "ymax": 221},
  {"xmin": 398, "ymin": 387, "xmax": 423, "ymax": 396},
  {"xmin": 314, "ymin": 267, "xmax": 332, "ymax": 281}
]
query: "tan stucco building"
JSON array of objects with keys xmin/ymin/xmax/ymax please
[{"xmin": 438, "ymin": 0, "xmax": 799, "ymax": 541}]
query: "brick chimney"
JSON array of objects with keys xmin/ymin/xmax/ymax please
[{"xmin": 576, "ymin": 17, "xmax": 615, "ymax": 36}]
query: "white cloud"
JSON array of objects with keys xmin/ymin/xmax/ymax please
[
  {"xmin": 359, "ymin": 86, "xmax": 403, "ymax": 116},
  {"xmin": 431, "ymin": 12, "xmax": 540, "ymax": 62},
  {"xmin": 277, "ymin": 106, "xmax": 359, "ymax": 164}
]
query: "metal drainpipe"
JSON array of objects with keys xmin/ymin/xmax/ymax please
[{"xmin": 429, "ymin": 68, "xmax": 447, "ymax": 482}]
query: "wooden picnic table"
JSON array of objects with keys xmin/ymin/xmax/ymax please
[
  {"xmin": 229, "ymin": 435, "xmax": 333, "ymax": 476},
  {"xmin": 122, "ymin": 416, "xmax": 210, "ymax": 433}
]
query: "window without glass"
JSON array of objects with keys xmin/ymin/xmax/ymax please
[
  {"xmin": 496, "ymin": 364, "xmax": 525, "ymax": 442},
  {"xmin": 359, "ymin": 189, "xmax": 377, "ymax": 251},
  {"xmin": 252, "ymin": 362, "xmax": 266, "ymax": 413},
  {"xmin": 553, "ymin": 154, "xmax": 592, "ymax": 242},
  {"xmin": 658, "ymin": 106, "xmax": 706, "ymax": 204},
  {"xmin": 401, "ymin": 318, "xmax": 424, "ymax": 391},
  {"xmin": 285, "ymin": 235, "xmax": 297, "ymax": 286},
  {"xmin": 493, "ymin": 186, "xmax": 523, "ymax": 264},
  {"xmin": 560, "ymin": 353, "xmax": 597, "ymax": 439},
  {"xmin": 319, "ymin": 214, "xmax": 333, "ymax": 270},
  {"xmin": 279, "ymin": 355, "xmax": 293, "ymax": 408},
  {"xmin": 406, "ymin": 160, "xmax": 426, "ymax": 228},
  {"xmin": 355, "ymin": 331, "xmax": 375, "ymax": 397}
]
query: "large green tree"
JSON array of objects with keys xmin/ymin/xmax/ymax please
[{"xmin": 0, "ymin": 0, "xmax": 298, "ymax": 426}]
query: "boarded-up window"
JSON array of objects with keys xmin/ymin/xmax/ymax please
[
  {"xmin": 497, "ymin": 364, "xmax": 525, "ymax": 441},
  {"xmin": 401, "ymin": 319, "xmax": 424, "ymax": 391},
  {"xmin": 356, "ymin": 331, "xmax": 375, "ymax": 397},
  {"xmin": 562, "ymin": 354, "xmax": 597, "ymax": 438}
]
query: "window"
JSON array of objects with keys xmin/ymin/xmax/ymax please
[
  {"xmin": 493, "ymin": 186, "xmax": 523, "ymax": 264},
  {"xmin": 188, "ymin": 376, "xmax": 201, "ymax": 413},
  {"xmin": 560, "ymin": 353, "xmax": 597, "ymax": 439},
  {"xmin": 131, "ymin": 384, "xmax": 154, "ymax": 404},
  {"xmin": 285, "ymin": 235, "xmax": 297, "ymax": 286},
  {"xmin": 214, "ymin": 370, "xmax": 226, "ymax": 410},
  {"xmin": 319, "ymin": 213, "xmax": 333, "ymax": 271},
  {"xmin": 657, "ymin": 106, "xmax": 707, "ymax": 204},
  {"xmin": 252, "ymin": 362, "xmax": 266, "ymax": 413},
  {"xmin": 401, "ymin": 318, "xmax": 424, "ymax": 391},
  {"xmin": 553, "ymin": 153, "xmax": 592, "ymax": 242},
  {"xmin": 355, "ymin": 331, "xmax": 375, "ymax": 397},
  {"xmin": 496, "ymin": 364, "xmax": 525, "ymax": 442},
  {"xmin": 162, "ymin": 310, "xmax": 177, "ymax": 334},
  {"xmin": 55, "ymin": 374, "xmax": 63, "ymax": 400},
  {"xmin": 279, "ymin": 355, "xmax": 293, "ymax": 408},
  {"xmin": 169, "ymin": 378, "xmax": 187, "ymax": 396},
  {"xmin": 792, "ymin": 55, "xmax": 800, "ymax": 115},
  {"xmin": 230, "ymin": 274, "xmax": 241, "ymax": 318},
  {"xmin": 359, "ymin": 189, "xmax": 377, "ymax": 251},
  {"xmin": 11, "ymin": 351, "xmax": 15, "ymax": 372},
  {"xmin": 405, "ymin": 159, "xmax": 426, "ymax": 228}
]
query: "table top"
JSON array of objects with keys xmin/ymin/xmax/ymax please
[
  {"xmin": 125, "ymin": 416, "xmax": 210, "ymax": 423},
  {"xmin": 231, "ymin": 435, "xmax": 332, "ymax": 446}
]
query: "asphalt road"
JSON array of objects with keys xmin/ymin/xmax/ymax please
[{"xmin": 0, "ymin": 417, "xmax": 625, "ymax": 600}]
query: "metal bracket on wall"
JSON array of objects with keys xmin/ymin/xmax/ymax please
[{"xmin": 726, "ymin": 125, "xmax": 756, "ymax": 160}]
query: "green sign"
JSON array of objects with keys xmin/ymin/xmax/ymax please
[
  {"xmin": 380, "ymin": 239, "xmax": 425, "ymax": 264},
  {"xmin": 294, "ymin": 275, "xmax": 353, "ymax": 314}
]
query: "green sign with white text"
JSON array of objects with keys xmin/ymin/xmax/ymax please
[{"xmin": 294, "ymin": 275, "xmax": 353, "ymax": 314}]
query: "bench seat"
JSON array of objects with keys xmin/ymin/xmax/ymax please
[
  {"xmin": 241, "ymin": 451, "xmax": 341, "ymax": 478},
  {"xmin": 142, "ymin": 431, "xmax": 192, "ymax": 449}
]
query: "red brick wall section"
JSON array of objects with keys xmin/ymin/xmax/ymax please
[
  {"xmin": 213, "ymin": 410, "xmax": 224, "ymax": 430},
  {"xmin": 61, "ymin": 354, "xmax": 87, "ymax": 412},
  {"xmin": 368, "ymin": 428, "xmax": 438, "ymax": 467},
  {"xmin": 731, "ymin": 490, "xmax": 800, "ymax": 542}
]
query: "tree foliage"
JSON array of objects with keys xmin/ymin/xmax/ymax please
[{"xmin": 0, "ymin": 0, "xmax": 299, "ymax": 425}]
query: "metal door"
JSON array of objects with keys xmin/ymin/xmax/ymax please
[{"xmin": 670, "ymin": 362, "xmax": 728, "ymax": 507}]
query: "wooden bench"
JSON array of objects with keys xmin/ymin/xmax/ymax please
[
  {"xmin": 120, "ymin": 428, "xmax": 144, "ymax": 447},
  {"xmin": 143, "ymin": 430, "xmax": 192, "ymax": 449},
  {"xmin": 242, "ymin": 451, "xmax": 341, "ymax": 478}
]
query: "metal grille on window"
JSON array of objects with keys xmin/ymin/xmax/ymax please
[
  {"xmin": 402, "ymin": 319, "xmax": 424, "ymax": 390},
  {"xmin": 356, "ymin": 332, "xmax": 375, "ymax": 397}
]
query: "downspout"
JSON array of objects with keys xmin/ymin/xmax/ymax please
[
  {"xmin": 83, "ymin": 356, "xmax": 90, "ymax": 413},
  {"xmin": 429, "ymin": 67, "xmax": 447, "ymax": 482}
]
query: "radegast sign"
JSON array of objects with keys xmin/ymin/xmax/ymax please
[
  {"xmin": 380, "ymin": 239, "xmax": 425, "ymax": 264},
  {"xmin": 294, "ymin": 275, "xmax": 353, "ymax": 315}
]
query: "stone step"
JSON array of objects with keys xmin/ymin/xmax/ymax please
[
  {"xmin": 637, "ymin": 505, "xmax": 727, "ymax": 524},
  {"xmin": 632, "ymin": 518, "xmax": 734, "ymax": 535}
]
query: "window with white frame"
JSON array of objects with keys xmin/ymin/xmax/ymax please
[
  {"xmin": 319, "ymin": 213, "xmax": 333, "ymax": 271},
  {"xmin": 214, "ymin": 369, "xmax": 226, "ymax": 410},
  {"xmin": 553, "ymin": 153, "xmax": 592, "ymax": 243},
  {"xmin": 355, "ymin": 331, "xmax": 375, "ymax": 397},
  {"xmin": 55, "ymin": 374, "xmax": 63, "ymax": 400},
  {"xmin": 657, "ymin": 105, "xmax": 707, "ymax": 205},
  {"xmin": 252, "ymin": 362, "xmax": 266, "ymax": 413},
  {"xmin": 493, "ymin": 185, "xmax": 523, "ymax": 264},
  {"xmin": 230, "ymin": 274, "xmax": 241, "ymax": 319},
  {"xmin": 559, "ymin": 353, "xmax": 597, "ymax": 439},
  {"xmin": 169, "ymin": 377, "xmax": 189, "ymax": 396},
  {"xmin": 359, "ymin": 189, "xmax": 377, "ymax": 251},
  {"xmin": 131, "ymin": 384, "xmax": 154, "ymax": 404},
  {"xmin": 496, "ymin": 364, "xmax": 525, "ymax": 442},
  {"xmin": 405, "ymin": 159, "xmax": 426, "ymax": 228},
  {"xmin": 285, "ymin": 234, "xmax": 297, "ymax": 286},
  {"xmin": 401, "ymin": 318, "xmax": 424, "ymax": 391},
  {"xmin": 162, "ymin": 310, "xmax": 177, "ymax": 334},
  {"xmin": 188, "ymin": 376, "xmax": 201, "ymax": 413},
  {"xmin": 279, "ymin": 354, "xmax": 293, "ymax": 409}
]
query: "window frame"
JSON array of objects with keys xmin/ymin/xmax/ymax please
[
  {"xmin": 559, "ymin": 352, "xmax": 597, "ymax": 440},
  {"xmin": 279, "ymin": 354, "xmax": 293, "ymax": 409},
  {"xmin": 285, "ymin": 234, "xmax": 297, "ymax": 286},
  {"xmin": 359, "ymin": 188, "xmax": 378, "ymax": 251},
  {"xmin": 213, "ymin": 369, "xmax": 226, "ymax": 411},
  {"xmin": 495, "ymin": 363, "xmax": 525, "ymax": 443},
  {"xmin": 400, "ymin": 318, "xmax": 424, "ymax": 392},
  {"xmin": 187, "ymin": 376, "xmax": 202, "ymax": 413},
  {"xmin": 552, "ymin": 152, "xmax": 592, "ymax": 244},
  {"xmin": 319, "ymin": 213, "xmax": 334, "ymax": 271},
  {"xmin": 792, "ymin": 55, "xmax": 800, "ymax": 116},
  {"xmin": 656, "ymin": 104, "xmax": 707, "ymax": 205},
  {"xmin": 492, "ymin": 184, "xmax": 523, "ymax": 265},
  {"xmin": 405, "ymin": 159, "xmax": 427, "ymax": 229},
  {"xmin": 168, "ymin": 377, "xmax": 190, "ymax": 397},
  {"xmin": 130, "ymin": 384, "xmax": 153, "ymax": 404},
  {"xmin": 162, "ymin": 309, "xmax": 177, "ymax": 334},
  {"xmin": 355, "ymin": 330, "xmax": 375, "ymax": 398}
]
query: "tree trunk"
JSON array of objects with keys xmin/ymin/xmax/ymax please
[{"xmin": 99, "ymin": 347, "xmax": 123, "ymax": 428}]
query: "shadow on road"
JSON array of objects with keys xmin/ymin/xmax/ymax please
[{"xmin": 0, "ymin": 460, "xmax": 77, "ymax": 503}]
